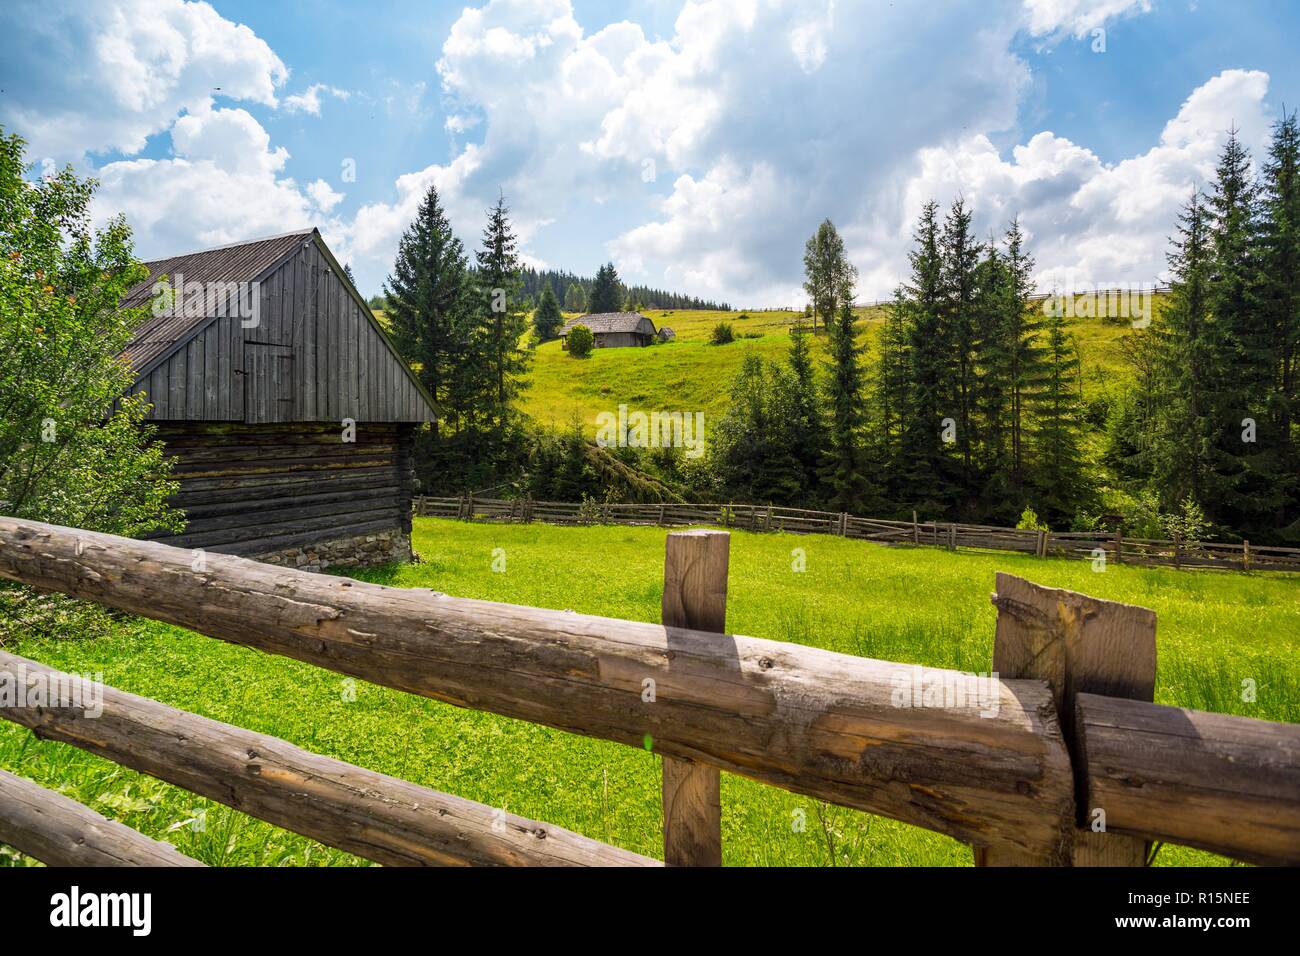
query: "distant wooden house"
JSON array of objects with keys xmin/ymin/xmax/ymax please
[
  {"xmin": 117, "ymin": 228, "xmax": 436, "ymax": 570},
  {"xmin": 559, "ymin": 312, "xmax": 657, "ymax": 349}
]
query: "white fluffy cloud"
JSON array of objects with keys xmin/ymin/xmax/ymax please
[
  {"xmin": 1022, "ymin": 0, "xmax": 1152, "ymax": 37},
  {"xmin": 283, "ymin": 83, "xmax": 350, "ymax": 115},
  {"xmin": 333, "ymin": 0, "xmax": 1040, "ymax": 304},
  {"xmin": 0, "ymin": 0, "xmax": 287, "ymax": 163},
  {"xmin": 91, "ymin": 105, "xmax": 316, "ymax": 253},
  {"xmin": 7, "ymin": 0, "xmax": 1240, "ymax": 305},
  {"xmin": 884, "ymin": 69, "xmax": 1273, "ymax": 295}
]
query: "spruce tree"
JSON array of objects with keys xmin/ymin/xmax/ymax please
[
  {"xmin": 1152, "ymin": 188, "xmax": 1214, "ymax": 508},
  {"xmin": 939, "ymin": 198, "xmax": 983, "ymax": 497},
  {"xmin": 1031, "ymin": 311, "xmax": 1091, "ymax": 523},
  {"xmin": 476, "ymin": 195, "xmax": 530, "ymax": 423},
  {"xmin": 899, "ymin": 201, "xmax": 955, "ymax": 513},
  {"xmin": 533, "ymin": 283, "xmax": 564, "ymax": 341},
  {"xmin": 589, "ymin": 263, "xmax": 622, "ymax": 313},
  {"xmin": 874, "ymin": 286, "xmax": 912, "ymax": 500},
  {"xmin": 820, "ymin": 302, "xmax": 874, "ymax": 512},
  {"xmin": 384, "ymin": 184, "xmax": 473, "ymax": 444},
  {"xmin": 1204, "ymin": 128, "xmax": 1264, "ymax": 530},
  {"xmin": 786, "ymin": 322, "xmax": 827, "ymax": 498},
  {"xmin": 976, "ymin": 218, "xmax": 1041, "ymax": 511},
  {"xmin": 1256, "ymin": 110, "xmax": 1300, "ymax": 535}
]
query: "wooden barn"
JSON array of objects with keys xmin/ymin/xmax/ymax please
[
  {"xmin": 559, "ymin": 312, "xmax": 657, "ymax": 348},
  {"xmin": 117, "ymin": 228, "xmax": 436, "ymax": 570}
]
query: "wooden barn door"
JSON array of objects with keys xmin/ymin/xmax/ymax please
[{"xmin": 243, "ymin": 342, "xmax": 296, "ymax": 423}]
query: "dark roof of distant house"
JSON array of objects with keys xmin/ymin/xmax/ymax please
[
  {"xmin": 119, "ymin": 229, "xmax": 316, "ymax": 371},
  {"xmin": 559, "ymin": 312, "xmax": 656, "ymax": 336}
]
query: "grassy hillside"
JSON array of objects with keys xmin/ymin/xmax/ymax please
[
  {"xmin": 519, "ymin": 297, "xmax": 1161, "ymax": 435},
  {"xmin": 2, "ymin": 516, "xmax": 1291, "ymax": 866},
  {"xmin": 370, "ymin": 295, "xmax": 1162, "ymax": 440}
]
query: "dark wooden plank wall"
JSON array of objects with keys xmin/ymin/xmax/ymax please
[
  {"xmin": 145, "ymin": 422, "xmax": 417, "ymax": 557},
  {"xmin": 127, "ymin": 239, "xmax": 431, "ymax": 424}
]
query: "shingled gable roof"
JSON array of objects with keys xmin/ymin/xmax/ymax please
[
  {"xmin": 559, "ymin": 312, "xmax": 656, "ymax": 336},
  {"xmin": 120, "ymin": 229, "xmax": 316, "ymax": 372},
  {"xmin": 117, "ymin": 228, "xmax": 437, "ymax": 416}
]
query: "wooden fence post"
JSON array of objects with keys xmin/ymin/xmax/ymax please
[
  {"xmin": 840, "ymin": 512, "xmax": 848, "ymax": 536},
  {"xmin": 1243, "ymin": 540, "xmax": 1250, "ymax": 572},
  {"xmin": 975, "ymin": 572, "xmax": 1157, "ymax": 866},
  {"xmin": 948, "ymin": 522, "xmax": 957, "ymax": 551},
  {"xmin": 661, "ymin": 530, "xmax": 729, "ymax": 867},
  {"xmin": 912, "ymin": 510, "xmax": 919, "ymax": 545},
  {"xmin": 1114, "ymin": 529, "xmax": 1123, "ymax": 565},
  {"xmin": 467, "ymin": 493, "xmax": 475, "ymax": 522}
]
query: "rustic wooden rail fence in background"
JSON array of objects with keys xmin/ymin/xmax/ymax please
[
  {"xmin": 0, "ymin": 516, "xmax": 1297, "ymax": 867},
  {"xmin": 417, "ymin": 496, "xmax": 1300, "ymax": 573}
]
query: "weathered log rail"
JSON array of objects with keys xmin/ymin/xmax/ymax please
[
  {"xmin": 417, "ymin": 496, "xmax": 1300, "ymax": 573},
  {"xmin": 0, "ymin": 515, "xmax": 1296, "ymax": 867}
]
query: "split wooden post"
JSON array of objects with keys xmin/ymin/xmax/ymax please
[
  {"xmin": 912, "ymin": 510, "xmax": 920, "ymax": 545},
  {"xmin": 661, "ymin": 529, "xmax": 729, "ymax": 866},
  {"xmin": 975, "ymin": 572, "xmax": 1157, "ymax": 866},
  {"xmin": 1114, "ymin": 528, "xmax": 1123, "ymax": 565},
  {"xmin": 1243, "ymin": 540, "xmax": 1250, "ymax": 571},
  {"xmin": 948, "ymin": 522, "xmax": 957, "ymax": 551}
]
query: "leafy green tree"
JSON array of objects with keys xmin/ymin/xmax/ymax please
[
  {"xmin": 533, "ymin": 283, "xmax": 564, "ymax": 341},
  {"xmin": 0, "ymin": 129, "xmax": 180, "ymax": 537},
  {"xmin": 802, "ymin": 218, "xmax": 857, "ymax": 334},
  {"xmin": 712, "ymin": 353, "xmax": 804, "ymax": 503},
  {"xmin": 564, "ymin": 282, "xmax": 586, "ymax": 313},
  {"xmin": 567, "ymin": 324, "xmax": 594, "ymax": 357},
  {"xmin": 589, "ymin": 262, "xmax": 622, "ymax": 313}
]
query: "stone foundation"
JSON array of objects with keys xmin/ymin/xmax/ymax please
[{"xmin": 254, "ymin": 528, "xmax": 412, "ymax": 573}]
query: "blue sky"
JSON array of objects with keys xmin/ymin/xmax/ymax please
[{"xmin": 1, "ymin": 1, "xmax": 1296, "ymax": 303}]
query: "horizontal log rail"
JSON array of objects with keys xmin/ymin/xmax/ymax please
[
  {"xmin": 1, "ymin": 516, "xmax": 1296, "ymax": 866},
  {"xmin": 0, "ymin": 650, "xmax": 657, "ymax": 867},
  {"xmin": 417, "ymin": 497, "xmax": 1300, "ymax": 572},
  {"xmin": 0, "ymin": 767, "xmax": 205, "ymax": 867},
  {"xmin": 1076, "ymin": 693, "xmax": 1300, "ymax": 866},
  {"xmin": 0, "ymin": 517, "xmax": 1077, "ymax": 861}
]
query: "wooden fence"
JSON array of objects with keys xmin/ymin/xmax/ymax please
[
  {"xmin": 0, "ymin": 516, "xmax": 1296, "ymax": 866},
  {"xmin": 417, "ymin": 496, "xmax": 1300, "ymax": 573}
]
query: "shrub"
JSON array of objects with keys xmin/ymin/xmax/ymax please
[
  {"xmin": 710, "ymin": 321, "xmax": 735, "ymax": 345},
  {"xmin": 567, "ymin": 324, "xmax": 594, "ymax": 357},
  {"xmin": 1016, "ymin": 507, "xmax": 1049, "ymax": 532}
]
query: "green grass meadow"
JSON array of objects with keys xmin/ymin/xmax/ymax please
[{"xmin": 2, "ymin": 515, "xmax": 1296, "ymax": 866}]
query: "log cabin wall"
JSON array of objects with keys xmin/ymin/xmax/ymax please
[{"xmin": 144, "ymin": 421, "xmax": 416, "ymax": 571}]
